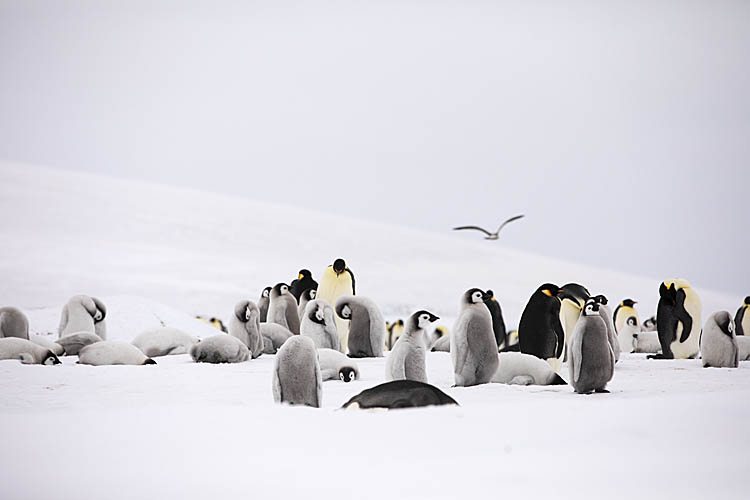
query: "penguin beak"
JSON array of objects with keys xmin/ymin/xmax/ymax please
[
  {"xmin": 482, "ymin": 292, "xmax": 492, "ymax": 301},
  {"xmin": 430, "ymin": 314, "xmax": 440, "ymax": 322}
]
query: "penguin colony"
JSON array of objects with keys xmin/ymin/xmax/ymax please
[{"xmin": 2, "ymin": 259, "xmax": 747, "ymax": 409}]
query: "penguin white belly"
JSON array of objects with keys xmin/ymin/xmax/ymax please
[
  {"xmin": 742, "ymin": 311, "xmax": 750, "ymax": 338},
  {"xmin": 318, "ymin": 278, "xmax": 353, "ymax": 352},
  {"xmin": 737, "ymin": 336, "xmax": 750, "ymax": 361},
  {"xmin": 635, "ymin": 331, "xmax": 661, "ymax": 353},
  {"xmin": 670, "ymin": 290, "xmax": 702, "ymax": 359},
  {"xmin": 559, "ymin": 302, "xmax": 581, "ymax": 361},
  {"xmin": 617, "ymin": 325, "xmax": 638, "ymax": 354}
]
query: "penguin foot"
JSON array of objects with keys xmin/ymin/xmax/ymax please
[{"xmin": 594, "ymin": 388, "xmax": 610, "ymax": 394}]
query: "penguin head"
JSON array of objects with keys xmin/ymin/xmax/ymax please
[
  {"xmin": 310, "ymin": 304, "xmax": 325, "ymax": 325},
  {"xmin": 143, "ymin": 358, "xmax": 157, "ymax": 365},
  {"xmin": 659, "ymin": 281, "xmax": 678, "ymax": 304},
  {"xmin": 332, "ymin": 258, "xmax": 346, "ymax": 275},
  {"xmin": 410, "ymin": 310, "xmax": 440, "ymax": 330},
  {"xmin": 262, "ymin": 287, "xmax": 271, "ymax": 299},
  {"xmin": 234, "ymin": 300, "xmax": 252, "ymax": 322},
  {"xmin": 271, "ymin": 283, "xmax": 289, "ymax": 297},
  {"xmin": 339, "ymin": 367, "xmax": 357, "ymax": 383},
  {"xmin": 298, "ymin": 269, "xmax": 312, "ymax": 280},
  {"xmin": 626, "ymin": 316, "xmax": 638, "ymax": 327},
  {"xmin": 43, "ymin": 351, "xmax": 61, "ymax": 365},
  {"xmin": 537, "ymin": 284, "xmax": 561, "ymax": 299},
  {"xmin": 305, "ymin": 289, "xmax": 317, "ymax": 300},
  {"xmin": 464, "ymin": 288, "xmax": 491, "ymax": 305},
  {"xmin": 92, "ymin": 297, "xmax": 106, "ymax": 322},
  {"xmin": 559, "ymin": 283, "xmax": 590, "ymax": 304},
  {"xmin": 581, "ymin": 299, "xmax": 600, "ymax": 316},
  {"xmin": 339, "ymin": 304, "xmax": 352, "ymax": 319},
  {"xmin": 744, "ymin": 296, "xmax": 750, "ymax": 307},
  {"xmin": 713, "ymin": 311, "xmax": 734, "ymax": 337},
  {"xmin": 435, "ymin": 326, "xmax": 448, "ymax": 338},
  {"xmin": 621, "ymin": 298, "xmax": 637, "ymax": 307},
  {"xmin": 592, "ymin": 294, "xmax": 608, "ymax": 306},
  {"xmin": 484, "ymin": 290, "xmax": 497, "ymax": 303}
]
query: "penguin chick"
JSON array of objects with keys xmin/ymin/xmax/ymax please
[
  {"xmin": 260, "ymin": 323, "xmax": 293, "ymax": 354},
  {"xmin": 268, "ymin": 283, "xmax": 300, "ymax": 334},
  {"xmin": 335, "ymin": 295, "xmax": 386, "ymax": 358},
  {"xmin": 617, "ymin": 316, "xmax": 639, "ymax": 354},
  {"xmin": 0, "ymin": 307, "xmax": 29, "ymax": 340},
  {"xmin": 228, "ymin": 300, "xmax": 264, "ymax": 358},
  {"xmin": 190, "ymin": 335, "xmax": 250, "ymax": 364},
  {"xmin": 56, "ymin": 332, "xmax": 103, "ymax": 356},
  {"xmin": 258, "ymin": 287, "xmax": 272, "ymax": 322},
  {"xmin": 0, "ymin": 337, "xmax": 61, "ymax": 365},
  {"xmin": 592, "ymin": 294, "xmax": 620, "ymax": 364},
  {"xmin": 28, "ymin": 335, "xmax": 64, "ymax": 356},
  {"xmin": 451, "ymin": 288, "xmax": 498, "ymax": 386},
  {"xmin": 272, "ymin": 336, "xmax": 322, "ymax": 407},
  {"xmin": 386, "ymin": 310, "xmax": 439, "ymax": 383},
  {"xmin": 58, "ymin": 295, "xmax": 107, "ymax": 339},
  {"xmin": 300, "ymin": 299, "xmax": 339, "ymax": 351},
  {"xmin": 131, "ymin": 327, "xmax": 200, "ymax": 357},
  {"xmin": 568, "ymin": 299, "xmax": 615, "ymax": 394},
  {"xmin": 701, "ymin": 311, "xmax": 738, "ymax": 368},
  {"xmin": 491, "ymin": 352, "xmax": 567, "ymax": 386},
  {"xmin": 78, "ymin": 341, "xmax": 156, "ymax": 366},
  {"xmin": 297, "ymin": 288, "xmax": 317, "ymax": 322},
  {"xmin": 317, "ymin": 348, "xmax": 359, "ymax": 382}
]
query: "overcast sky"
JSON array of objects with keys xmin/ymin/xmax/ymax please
[{"xmin": 1, "ymin": 0, "xmax": 748, "ymax": 295}]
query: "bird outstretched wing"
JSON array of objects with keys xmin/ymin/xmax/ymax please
[
  {"xmin": 452, "ymin": 225, "xmax": 493, "ymax": 236},
  {"xmin": 496, "ymin": 214, "xmax": 524, "ymax": 233}
]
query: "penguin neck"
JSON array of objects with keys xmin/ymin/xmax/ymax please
[{"xmin": 403, "ymin": 325, "xmax": 424, "ymax": 339}]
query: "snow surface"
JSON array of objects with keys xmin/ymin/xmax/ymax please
[{"xmin": 1, "ymin": 161, "xmax": 748, "ymax": 499}]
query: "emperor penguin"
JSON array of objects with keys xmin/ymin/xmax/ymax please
[
  {"xmin": 131, "ymin": 327, "xmax": 199, "ymax": 357},
  {"xmin": 386, "ymin": 310, "xmax": 439, "ymax": 383},
  {"xmin": 78, "ymin": 341, "xmax": 156, "ymax": 366},
  {"xmin": 518, "ymin": 284, "xmax": 565, "ymax": 372},
  {"xmin": 228, "ymin": 300, "xmax": 264, "ymax": 358},
  {"xmin": 317, "ymin": 258, "xmax": 355, "ymax": 348},
  {"xmin": 317, "ymin": 348, "xmax": 359, "ymax": 382},
  {"xmin": 0, "ymin": 307, "xmax": 29, "ymax": 340},
  {"xmin": 491, "ymin": 351, "xmax": 567, "ymax": 386},
  {"xmin": 592, "ymin": 294, "xmax": 620, "ymax": 363},
  {"xmin": 700, "ymin": 311, "xmax": 738, "ymax": 368},
  {"xmin": 737, "ymin": 336, "xmax": 750, "ymax": 361},
  {"xmin": 483, "ymin": 290, "xmax": 506, "ymax": 350},
  {"xmin": 387, "ymin": 319, "xmax": 404, "ymax": 350},
  {"xmin": 617, "ymin": 316, "xmax": 639, "ymax": 354},
  {"xmin": 651, "ymin": 278, "xmax": 702, "ymax": 359},
  {"xmin": 297, "ymin": 288, "xmax": 317, "ymax": 322},
  {"xmin": 289, "ymin": 269, "xmax": 318, "ymax": 301},
  {"xmin": 558, "ymin": 283, "xmax": 590, "ymax": 360},
  {"xmin": 267, "ymin": 283, "xmax": 300, "ymax": 334},
  {"xmin": 56, "ymin": 332, "xmax": 103, "ymax": 355},
  {"xmin": 426, "ymin": 325, "xmax": 448, "ymax": 350},
  {"xmin": 300, "ymin": 299, "xmax": 340, "ymax": 351},
  {"xmin": 190, "ymin": 334, "xmax": 250, "ymax": 363},
  {"xmin": 271, "ymin": 335, "xmax": 322, "ymax": 407},
  {"xmin": 633, "ymin": 330, "xmax": 661, "ymax": 353},
  {"xmin": 341, "ymin": 380, "xmax": 458, "ymax": 410},
  {"xmin": 735, "ymin": 296, "xmax": 750, "ymax": 336},
  {"xmin": 335, "ymin": 295, "xmax": 385, "ymax": 358},
  {"xmin": 58, "ymin": 295, "xmax": 107, "ymax": 340},
  {"xmin": 613, "ymin": 299, "xmax": 639, "ymax": 334},
  {"xmin": 430, "ymin": 334, "xmax": 450, "ymax": 352},
  {"xmin": 260, "ymin": 322, "xmax": 293, "ymax": 354},
  {"xmin": 642, "ymin": 316, "xmax": 657, "ymax": 332},
  {"xmin": 568, "ymin": 299, "xmax": 615, "ymax": 394},
  {"xmin": 500, "ymin": 329, "xmax": 520, "ymax": 352},
  {"xmin": 451, "ymin": 288, "xmax": 499, "ymax": 386},
  {"xmin": 258, "ymin": 287, "xmax": 272, "ymax": 322},
  {"xmin": 0, "ymin": 337, "xmax": 61, "ymax": 365},
  {"xmin": 28, "ymin": 335, "xmax": 64, "ymax": 356}
]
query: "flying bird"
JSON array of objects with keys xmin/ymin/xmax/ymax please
[{"xmin": 452, "ymin": 214, "xmax": 525, "ymax": 240}]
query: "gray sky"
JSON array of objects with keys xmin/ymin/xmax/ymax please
[{"xmin": 1, "ymin": 0, "xmax": 748, "ymax": 294}]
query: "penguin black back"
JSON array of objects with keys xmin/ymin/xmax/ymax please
[
  {"xmin": 341, "ymin": 380, "xmax": 458, "ymax": 410},
  {"xmin": 290, "ymin": 269, "xmax": 318, "ymax": 301},
  {"xmin": 653, "ymin": 281, "xmax": 693, "ymax": 358},
  {"xmin": 518, "ymin": 283, "xmax": 564, "ymax": 361},
  {"xmin": 483, "ymin": 289, "xmax": 507, "ymax": 349}
]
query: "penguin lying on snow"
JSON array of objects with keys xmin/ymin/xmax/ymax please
[
  {"xmin": 0, "ymin": 307, "xmax": 29, "ymax": 339},
  {"xmin": 642, "ymin": 316, "xmax": 657, "ymax": 332},
  {"xmin": 272, "ymin": 336, "xmax": 322, "ymax": 407},
  {"xmin": 78, "ymin": 341, "xmax": 156, "ymax": 366},
  {"xmin": 59, "ymin": 295, "xmax": 107, "ymax": 339},
  {"xmin": 56, "ymin": 332, "xmax": 103, "ymax": 355},
  {"xmin": 700, "ymin": 311, "xmax": 738, "ymax": 368},
  {"xmin": 737, "ymin": 336, "xmax": 750, "ymax": 361},
  {"xmin": 491, "ymin": 352, "xmax": 567, "ymax": 386},
  {"xmin": 28, "ymin": 335, "xmax": 64, "ymax": 356},
  {"xmin": 341, "ymin": 380, "xmax": 458, "ymax": 410},
  {"xmin": 386, "ymin": 310, "xmax": 439, "ymax": 383},
  {"xmin": 633, "ymin": 331, "xmax": 661, "ymax": 353},
  {"xmin": 228, "ymin": 300, "xmax": 264, "ymax": 358},
  {"xmin": 335, "ymin": 295, "xmax": 386, "ymax": 358},
  {"xmin": 0, "ymin": 337, "xmax": 61, "ymax": 365},
  {"xmin": 260, "ymin": 323, "xmax": 293, "ymax": 354},
  {"xmin": 568, "ymin": 299, "xmax": 615, "ymax": 394},
  {"xmin": 317, "ymin": 348, "xmax": 359, "ymax": 382},
  {"xmin": 132, "ymin": 327, "xmax": 199, "ymax": 357},
  {"xmin": 190, "ymin": 335, "xmax": 249, "ymax": 364}
]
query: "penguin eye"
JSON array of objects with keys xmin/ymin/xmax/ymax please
[
  {"xmin": 728, "ymin": 323, "xmax": 734, "ymax": 333},
  {"xmin": 340, "ymin": 372, "xmax": 345, "ymax": 381},
  {"xmin": 310, "ymin": 290, "xmax": 316, "ymax": 298}
]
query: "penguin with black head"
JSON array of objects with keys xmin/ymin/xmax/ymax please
[
  {"xmin": 519, "ymin": 284, "xmax": 565, "ymax": 371},
  {"xmin": 289, "ymin": 269, "xmax": 318, "ymax": 301},
  {"xmin": 650, "ymin": 279, "xmax": 702, "ymax": 359}
]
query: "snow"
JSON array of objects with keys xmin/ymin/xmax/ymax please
[{"xmin": 1, "ymin": 161, "xmax": 748, "ymax": 499}]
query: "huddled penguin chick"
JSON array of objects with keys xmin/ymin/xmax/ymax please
[
  {"xmin": 0, "ymin": 337, "xmax": 61, "ymax": 365},
  {"xmin": 258, "ymin": 287, "xmax": 272, "ymax": 323},
  {"xmin": 297, "ymin": 288, "xmax": 317, "ymax": 322},
  {"xmin": 451, "ymin": 288, "xmax": 499, "ymax": 386},
  {"xmin": 735, "ymin": 296, "xmax": 750, "ymax": 337},
  {"xmin": 28, "ymin": 335, "xmax": 64, "ymax": 356},
  {"xmin": 386, "ymin": 310, "xmax": 439, "ymax": 383},
  {"xmin": 300, "ymin": 299, "xmax": 339, "ymax": 351},
  {"xmin": 642, "ymin": 316, "xmax": 657, "ymax": 332},
  {"xmin": 131, "ymin": 327, "xmax": 199, "ymax": 357},
  {"xmin": 568, "ymin": 299, "xmax": 615, "ymax": 394},
  {"xmin": 613, "ymin": 299, "xmax": 639, "ymax": 334},
  {"xmin": 592, "ymin": 295, "xmax": 620, "ymax": 363},
  {"xmin": 58, "ymin": 295, "xmax": 107, "ymax": 339},
  {"xmin": 426, "ymin": 325, "xmax": 448, "ymax": 350},
  {"xmin": 190, "ymin": 335, "xmax": 249, "ymax": 364},
  {"xmin": 518, "ymin": 284, "xmax": 565, "ymax": 371},
  {"xmin": 651, "ymin": 279, "xmax": 702, "ymax": 359},
  {"xmin": 0, "ymin": 307, "xmax": 29, "ymax": 339},
  {"xmin": 617, "ymin": 317, "xmax": 639, "ymax": 354},
  {"xmin": 260, "ymin": 323, "xmax": 293, "ymax": 354},
  {"xmin": 700, "ymin": 311, "xmax": 738, "ymax": 368},
  {"xmin": 430, "ymin": 334, "xmax": 451, "ymax": 352},
  {"xmin": 78, "ymin": 341, "xmax": 156, "ymax": 366},
  {"xmin": 228, "ymin": 300, "xmax": 264, "ymax": 358},
  {"xmin": 56, "ymin": 332, "xmax": 103, "ymax": 355},
  {"xmin": 272, "ymin": 336, "xmax": 322, "ymax": 407},
  {"xmin": 341, "ymin": 380, "xmax": 458, "ymax": 410},
  {"xmin": 289, "ymin": 269, "xmax": 318, "ymax": 301},
  {"xmin": 267, "ymin": 283, "xmax": 300, "ymax": 334},
  {"xmin": 633, "ymin": 331, "xmax": 661, "ymax": 353},
  {"xmin": 335, "ymin": 295, "xmax": 386, "ymax": 358},
  {"xmin": 317, "ymin": 348, "xmax": 359, "ymax": 382},
  {"xmin": 491, "ymin": 352, "xmax": 567, "ymax": 386},
  {"xmin": 387, "ymin": 319, "xmax": 404, "ymax": 350},
  {"xmin": 317, "ymin": 258, "xmax": 355, "ymax": 348},
  {"xmin": 483, "ymin": 290, "xmax": 506, "ymax": 350}
]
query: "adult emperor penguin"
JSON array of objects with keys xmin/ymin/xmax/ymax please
[
  {"xmin": 341, "ymin": 380, "xmax": 458, "ymax": 410},
  {"xmin": 650, "ymin": 278, "xmax": 702, "ymax": 359},
  {"xmin": 58, "ymin": 295, "xmax": 107, "ymax": 340},
  {"xmin": 272, "ymin": 335, "xmax": 322, "ymax": 407},
  {"xmin": 0, "ymin": 337, "xmax": 61, "ymax": 365},
  {"xmin": 258, "ymin": 287, "xmax": 272, "ymax": 322},
  {"xmin": 190, "ymin": 335, "xmax": 250, "ymax": 363},
  {"xmin": 335, "ymin": 295, "xmax": 386, "ymax": 357},
  {"xmin": 617, "ymin": 316, "xmax": 640, "ymax": 354},
  {"xmin": 317, "ymin": 348, "xmax": 359, "ymax": 382},
  {"xmin": 267, "ymin": 283, "xmax": 300, "ymax": 334},
  {"xmin": 518, "ymin": 284, "xmax": 565, "ymax": 372},
  {"xmin": 78, "ymin": 341, "xmax": 156, "ymax": 366},
  {"xmin": 131, "ymin": 327, "xmax": 199, "ymax": 357},
  {"xmin": 228, "ymin": 300, "xmax": 264, "ymax": 358},
  {"xmin": 300, "ymin": 299, "xmax": 339, "ymax": 351},
  {"xmin": 426, "ymin": 325, "xmax": 448, "ymax": 350},
  {"xmin": 289, "ymin": 269, "xmax": 318, "ymax": 301},
  {"xmin": 592, "ymin": 294, "xmax": 620, "ymax": 363},
  {"xmin": 386, "ymin": 310, "xmax": 439, "ymax": 383},
  {"xmin": 298, "ymin": 288, "xmax": 317, "ymax": 322},
  {"xmin": 613, "ymin": 299, "xmax": 639, "ymax": 334},
  {"xmin": 568, "ymin": 298, "xmax": 615, "ymax": 394},
  {"xmin": 700, "ymin": 311, "xmax": 738, "ymax": 368},
  {"xmin": 451, "ymin": 288, "xmax": 499, "ymax": 386},
  {"xmin": 387, "ymin": 319, "xmax": 404, "ymax": 350},
  {"xmin": 558, "ymin": 283, "xmax": 590, "ymax": 360},
  {"xmin": 483, "ymin": 290, "xmax": 506, "ymax": 350},
  {"xmin": 0, "ymin": 307, "xmax": 29, "ymax": 339},
  {"xmin": 430, "ymin": 334, "xmax": 450, "ymax": 352},
  {"xmin": 735, "ymin": 296, "xmax": 750, "ymax": 337},
  {"xmin": 317, "ymin": 258, "xmax": 355, "ymax": 348}
]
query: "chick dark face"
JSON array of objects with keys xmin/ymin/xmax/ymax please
[
  {"xmin": 464, "ymin": 288, "xmax": 491, "ymax": 304},
  {"xmin": 582, "ymin": 299, "xmax": 600, "ymax": 316},
  {"xmin": 339, "ymin": 367, "xmax": 356, "ymax": 382}
]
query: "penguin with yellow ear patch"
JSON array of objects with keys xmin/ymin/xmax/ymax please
[
  {"xmin": 387, "ymin": 319, "xmax": 404, "ymax": 350},
  {"xmin": 649, "ymin": 278, "xmax": 702, "ymax": 359},
  {"xmin": 735, "ymin": 296, "xmax": 750, "ymax": 337},
  {"xmin": 613, "ymin": 299, "xmax": 639, "ymax": 334},
  {"xmin": 558, "ymin": 283, "xmax": 590, "ymax": 361},
  {"xmin": 316, "ymin": 258, "xmax": 355, "ymax": 351},
  {"xmin": 519, "ymin": 283, "xmax": 565, "ymax": 372},
  {"xmin": 290, "ymin": 269, "xmax": 318, "ymax": 302}
]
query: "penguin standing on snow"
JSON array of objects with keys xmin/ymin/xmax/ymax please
[
  {"xmin": 258, "ymin": 287, "xmax": 272, "ymax": 322},
  {"xmin": 386, "ymin": 319, "xmax": 404, "ymax": 350},
  {"xmin": 386, "ymin": 310, "xmax": 439, "ymax": 383},
  {"xmin": 613, "ymin": 299, "xmax": 639, "ymax": 334},
  {"xmin": 568, "ymin": 299, "xmax": 615, "ymax": 394},
  {"xmin": 592, "ymin": 295, "xmax": 620, "ymax": 363},
  {"xmin": 483, "ymin": 290, "xmax": 506, "ymax": 350},
  {"xmin": 518, "ymin": 284, "xmax": 565, "ymax": 371},
  {"xmin": 451, "ymin": 288, "xmax": 499, "ymax": 386},
  {"xmin": 297, "ymin": 288, "xmax": 317, "ymax": 322},
  {"xmin": 300, "ymin": 299, "xmax": 339, "ymax": 351},
  {"xmin": 58, "ymin": 295, "xmax": 107, "ymax": 340},
  {"xmin": 289, "ymin": 269, "xmax": 318, "ymax": 301},
  {"xmin": 701, "ymin": 311, "xmax": 738, "ymax": 368},
  {"xmin": 317, "ymin": 258, "xmax": 355, "ymax": 348},
  {"xmin": 735, "ymin": 296, "xmax": 750, "ymax": 336},
  {"xmin": 617, "ymin": 316, "xmax": 639, "ymax": 354},
  {"xmin": 558, "ymin": 283, "xmax": 590, "ymax": 360},
  {"xmin": 0, "ymin": 307, "xmax": 29, "ymax": 340},
  {"xmin": 335, "ymin": 295, "xmax": 386, "ymax": 357},
  {"xmin": 272, "ymin": 336, "xmax": 322, "ymax": 407},
  {"xmin": 651, "ymin": 279, "xmax": 702, "ymax": 359},
  {"xmin": 228, "ymin": 300, "xmax": 264, "ymax": 358},
  {"xmin": 267, "ymin": 283, "xmax": 300, "ymax": 334}
]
